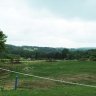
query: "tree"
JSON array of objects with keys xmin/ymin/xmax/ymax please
[
  {"xmin": 62, "ymin": 48, "xmax": 69, "ymax": 59},
  {"xmin": 0, "ymin": 30, "xmax": 7, "ymax": 51}
]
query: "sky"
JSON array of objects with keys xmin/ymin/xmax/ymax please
[{"xmin": 0, "ymin": 0, "xmax": 96, "ymax": 48}]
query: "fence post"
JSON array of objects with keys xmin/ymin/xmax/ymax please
[{"xmin": 15, "ymin": 75, "xmax": 18, "ymax": 90}]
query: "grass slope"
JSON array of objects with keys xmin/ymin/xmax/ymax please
[{"xmin": 0, "ymin": 60, "xmax": 96, "ymax": 96}]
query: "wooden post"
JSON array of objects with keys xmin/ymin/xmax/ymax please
[{"xmin": 15, "ymin": 75, "xmax": 18, "ymax": 90}]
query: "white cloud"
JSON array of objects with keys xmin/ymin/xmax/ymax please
[{"xmin": 0, "ymin": 0, "xmax": 96, "ymax": 48}]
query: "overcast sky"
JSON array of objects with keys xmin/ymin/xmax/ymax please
[{"xmin": 0, "ymin": 0, "xmax": 96, "ymax": 48}]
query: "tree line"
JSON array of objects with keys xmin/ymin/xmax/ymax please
[
  {"xmin": 0, "ymin": 31, "xmax": 96, "ymax": 62},
  {"xmin": 0, "ymin": 45, "xmax": 96, "ymax": 61}
]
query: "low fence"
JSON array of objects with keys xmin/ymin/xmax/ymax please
[{"xmin": 0, "ymin": 67, "xmax": 96, "ymax": 91}]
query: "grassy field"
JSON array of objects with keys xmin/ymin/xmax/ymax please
[{"xmin": 0, "ymin": 60, "xmax": 96, "ymax": 96}]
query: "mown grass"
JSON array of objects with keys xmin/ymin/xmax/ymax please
[
  {"xmin": 0, "ymin": 60, "xmax": 96, "ymax": 96},
  {"xmin": 0, "ymin": 86, "xmax": 96, "ymax": 96}
]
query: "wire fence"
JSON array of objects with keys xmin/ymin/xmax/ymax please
[{"xmin": 0, "ymin": 67, "xmax": 96, "ymax": 91}]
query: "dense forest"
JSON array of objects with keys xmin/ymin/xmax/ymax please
[{"xmin": 0, "ymin": 44, "xmax": 96, "ymax": 61}]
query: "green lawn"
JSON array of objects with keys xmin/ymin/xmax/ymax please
[
  {"xmin": 0, "ymin": 60, "xmax": 96, "ymax": 96},
  {"xmin": 1, "ymin": 86, "xmax": 96, "ymax": 96}
]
